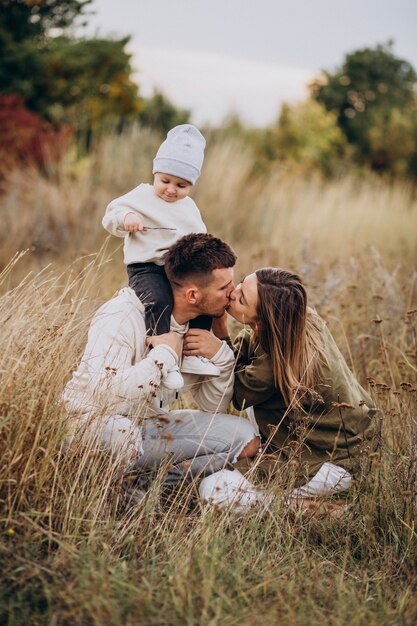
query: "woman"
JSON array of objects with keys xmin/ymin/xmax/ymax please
[{"xmin": 184, "ymin": 267, "xmax": 376, "ymax": 498}]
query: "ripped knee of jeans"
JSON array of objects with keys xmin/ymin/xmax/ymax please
[{"xmin": 237, "ymin": 435, "xmax": 261, "ymax": 460}]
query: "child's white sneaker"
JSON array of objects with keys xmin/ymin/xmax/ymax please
[
  {"xmin": 163, "ymin": 365, "xmax": 184, "ymax": 390},
  {"xmin": 181, "ymin": 355, "xmax": 220, "ymax": 376}
]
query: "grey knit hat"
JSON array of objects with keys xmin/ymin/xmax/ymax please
[{"xmin": 152, "ymin": 124, "xmax": 206, "ymax": 184}]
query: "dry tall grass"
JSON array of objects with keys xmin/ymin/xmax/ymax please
[
  {"xmin": 1, "ymin": 126, "xmax": 416, "ymax": 283},
  {"xmin": 1, "ymin": 127, "xmax": 417, "ymax": 625}
]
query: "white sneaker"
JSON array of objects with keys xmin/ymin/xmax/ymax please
[
  {"xmin": 181, "ymin": 355, "xmax": 220, "ymax": 376},
  {"xmin": 163, "ymin": 366, "xmax": 184, "ymax": 390},
  {"xmin": 288, "ymin": 462, "xmax": 353, "ymax": 500},
  {"xmin": 199, "ymin": 469, "xmax": 274, "ymax": 514}
]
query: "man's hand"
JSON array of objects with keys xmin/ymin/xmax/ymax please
[
  {"xmin": 183, "ymin": 329, "xmax": 222, "ymax": 359},
  {"xmin": 124, "ymin": 212, "xmax": 146, "ymax": 232},
  {"xmin": 147, "ymin": 332, "xmax": 181, "ymax": 358}
]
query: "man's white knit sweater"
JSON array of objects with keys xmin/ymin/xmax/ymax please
[
  {"xmin": 62, "ymin": 288, "xmax": 235, "ymax": 419},
  {"xmin": 102, "ymin": 183, "xmax": 207, "ymax": 266}
]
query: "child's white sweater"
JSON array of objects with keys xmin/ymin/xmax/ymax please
[{"xmin": 102, "ymin": 183, "xmax": 207, "ymax": 265}]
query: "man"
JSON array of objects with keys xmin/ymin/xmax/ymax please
[{"xmin": 62, "ymin": 233, "xmax": 260, "ymax": 487}]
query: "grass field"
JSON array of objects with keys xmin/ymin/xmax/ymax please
[{"xmin": 1, "ymin": 127, "xmax": 417, "ymax": 625}]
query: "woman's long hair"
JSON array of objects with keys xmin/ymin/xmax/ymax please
[{"xmin": 255, "ymin": 268, "xmax": 327, "ymax": 408}]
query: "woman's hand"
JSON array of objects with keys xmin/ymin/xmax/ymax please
[{"xmin": 183, "ymin": 329, "xmax": 223, "ymax": 359}]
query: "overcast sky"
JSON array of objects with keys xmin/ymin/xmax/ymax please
[{"xmin": 85, "ymin": 0, "xmax": 417, "ymax": 126}]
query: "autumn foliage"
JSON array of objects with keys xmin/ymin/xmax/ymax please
[{"xmin": 0, "ymin": 94, "xmax": 73, "ymax": 182}]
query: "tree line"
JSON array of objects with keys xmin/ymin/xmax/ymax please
[{"xmin": 1, "ymin": 0, "xmax": 417, "ymax": 179}]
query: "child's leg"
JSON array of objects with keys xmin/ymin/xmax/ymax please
[
  {"xmin": 127, "ymin": 263, "xmax": 173, "ymax": 336},
  {"xmin": 127, "ymin": 263, "xmax": 183, "ymax": 390},
  {"xmin": 181, "ymin": 314, "xmax": 220, "ymax": 376},
  {"xmin": 188, "ymin": 315, "xmax": 212, "ymax": 331}
]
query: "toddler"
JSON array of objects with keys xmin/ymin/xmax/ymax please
[{"xmin": 102, "ymin": 124, "xmax": 220, "ymax": 389}]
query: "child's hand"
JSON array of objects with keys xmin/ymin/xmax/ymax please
[
  {"xmin": 124, "ymin": 212, "xmax": 146, "ymax": 232},
  {"xmin": 147, "ymin": 333, "xmax": 181, "ymax": 358}
]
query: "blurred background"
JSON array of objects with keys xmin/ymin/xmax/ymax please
[{"xmin": 0, "ymin": 0, "xmax": 416, "ymax": 287}]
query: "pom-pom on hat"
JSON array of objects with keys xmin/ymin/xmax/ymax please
[{"xmin": 152, "ymin": 124, "xmax": 206, "ymax": 184}]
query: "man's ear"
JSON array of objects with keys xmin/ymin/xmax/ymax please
[{"xmin": 185, "ymin": 286, "xmax": 199, "ymax": 304}]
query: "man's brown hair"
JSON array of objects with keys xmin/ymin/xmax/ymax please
[{"xmin": 165, "ymin": 233, "xmax": 236, "ymax": 288}]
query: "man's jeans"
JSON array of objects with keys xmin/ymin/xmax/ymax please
[
  {"xmin": 133, "ymin": 410, "xmax": 257, "ymax": 486},
  {"xmin": 66, "ymin": 409, "xmax": 257, "ymax": 486}
]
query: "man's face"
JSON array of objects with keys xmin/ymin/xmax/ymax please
[{"xmin": 197, "ymin": 267, "xmax": 235, "ymax": 317}]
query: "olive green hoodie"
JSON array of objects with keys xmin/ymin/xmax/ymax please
[{"xmin": 232, "ymin": 319, "xmax": 377, "ymax": 478}]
